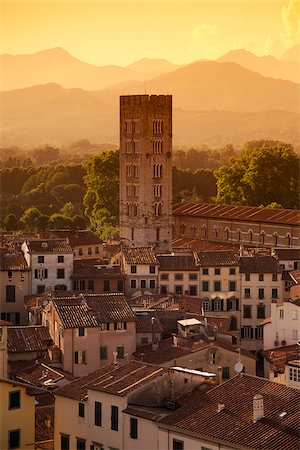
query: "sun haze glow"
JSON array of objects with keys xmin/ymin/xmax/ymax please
[{"xmin": 1, "ymin": 0, "xmax": 298, "ymax": 66}]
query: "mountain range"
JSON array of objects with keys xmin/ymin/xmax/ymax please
[{"xmin": 0, "ymin": 46, "xmax": 299, "ymax": 148}]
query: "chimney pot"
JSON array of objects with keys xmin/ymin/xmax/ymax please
[{"xmin": 253, "ymin": 394, "xmax": 264, "ymax": 422}]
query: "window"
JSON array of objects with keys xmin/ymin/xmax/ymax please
[
  {"xmin": 37, "ymin": 285, "xmax": 45, "ymax": 293},
  {"xmin": 8, "ymin": 270, "xmax": 13, "ymax": 278},
  {"xmin": 214, "ymin": 281, "xmax": 221, "ymax": 291},
  {"xmin": 55, "ymin": 284, "xmax": 67, "ymax": 291},
  {"xmin": 229, "ymin": 281, "xmax": 236, "ymax": 291},
  {"xmin": 9, "ymin": 391, "xmax": 20, "ymax": 409},
  {"xmin": 189, "ymin": 273, "xmax": 197, "ymax": 280},
  {"xmin": 202, "ymin": 281, "xmax": 209, "ymax": 292},
  {"xmin": 215, "ymin": 268, "xmax": 221, "ymax": 275},
  {"xmin": 173, "ymin": 439, "xmax": 184, "ymax": 450},
  {"xmin": 244, "ymin": 288, "xmax": 251, "ymax": 298},
  {"xmin": 141, "ymin": 337, "xmax": 149, "ymax": 345},
  {"xmin": 257, "ymin": 305, "xmax": 265, "ymax": 319},
  {"xmin": 114, "ymin": 322, "xmax": 127, "ymax": 331},
  {"xmin": 245, "ymin": 273, "xmax": 250, "ymax": 281},
  {"xmin": 160, "ymin": 285, "xmax": 168, "ymax": 294},
  {"xmin": 57, "ymin": 255, "xmax": 64, "ymax": 263},
  {"xmin": 57, "ymin": 269, "xmax": 65, "ymax": 279},
  {"xmin": 256, "ymin": 325, "xmax": 263, "ymax": 339},
  {"xmin": 130, "ymin": 417, "xmax": 138, "ymax": 439},
  {"xmin": 149, "ymin": 280, "xmax": 156, "ymax": 289},
  {"xmin": 34, "ymin": 268, "xmax": 48, "ymax": 279},
  {"xmin": 228, "ymin": 297, "xmax": 237, "ymax": 311},
  {"xmin": 78, "ymin": 248, "xmax": 83, "ymax": 256},
  {"xmin": 175, "ymin": 285, "xmax": 183, "ymax": 295},
  {"xmin": 61, "ymin": 435, "xmax": 70, "ymax": 450},
  {"xmin": 222, "ymin": 367, "xmax": 230, "ymax": 379},
  {"xmin": 88, "ymin": 280, "xmax": 94, "ymax": 291},
  {"xmin": 76, "ymin": 438, "xmax": 86, "ymax": 450},
  {"xmin": 111, "ymin": 405, "xmax": 119, "ymax": 431},
  {"xmin": 88, "ymin": 247, "xmax": 92, "ymax": 255},
  {"xmin": 160, "ymin": 273, "xmax": 169, "ymax": 280},
  {"xmin": 258, "ymin": 288, "xmax": 264, "ymax": 299},
  {"xmin": 243, "ymin": 305, "xmax": 252, "ymax": 318},
  {"xmin": 292, "ymin": 329, "xmax": 298, "ymax": 340},
  {"xmin": 279, "ymin": 309, "xmax": 284, "ymax": 319},
  {"xmin": 131, "ymin": 265, "xmax": 137, "ymax": 274},
  {"xmin": 292, "ymin": 310, "xmax": 298, "ymax": 320},
  {"xmin": 95, "ymin": 246, "xmax": 99, "ymax": 254},
  {"xmin": 73, "ymin": 280, "xmax": 85, "ymax": 290},
  {"xmin": 242, "ymin": 326, "xmax": 253, "ymax": 339},
  {"xmin": 116, "ymin": 346, "xmax": 124, "ymax": 359},
  {"xmin": 289, "ymin": 368, "xmax": 300, "ymax": 382},
  {"xmin": 117, "ymin": 280, "xmax": 124, "ymax": 292},
  {"xmin": 6, "ymin": 285, "xmax": 15, "ymax": 302},
  {"xmin": 149, "ymin": 265, "xmax": 155, "ymax": 274},
  {"xmin": 78, "ymin": 327, "xmax": 85, "ymax": 337},
  {"xmin": 99, "ymin": 323, "xmax": 109, "ymax": 331},
  {"xmin": 78, "ymin": 402, "xmax": 85, "ymax": 417},
  {"xmin": 214, "ymin": 299, "xmax": 222, "ymax": 311},
  {"xmin": 272, "ymin": 274, "xmax": 278, "ymax": 282},
  {"xmin": 202, "ymin": 268, "xmax": 209, "ymax": 275},
  {"xmin": 8, "ymin": 430, "xmax": 20, "ymax": 449},
  {"xmin": 74, "ymin": 350, "xmax": 86, "ymax": 364},
  {"xmin": 131, "ymin": 279, "xmax": 137, "ymax": 289},
  {"xmin": 230, "ymin": 268, "xmax": 236, "ymax": 275},
  {"xmin": 140, "ymin": 279, "xmax": 146, "ymax": 289},
  {"xmin": 103, "ymin": 280, "xmax": 110, "ymax": 292},
  {"xmin": 38, "ymin": 255, "xmax": 44, "ymax": 263},
  {"xmin": 189, "ymin": 285, "xmax": 197, "ymax": 296},
  {"xmin": 259, "ymin": 273, "xmax": 264, "ymax": 282},
  {"xmin": 95, "ymin": 401, "xmax": 102, "ymax": 426},
  {"xmin": 175, "ymin": 273, "xmax": 183, "ymax": 280},
  {"xmin": 272, "ymin": 288, "xmax": 278, "ymax": 299},
  {"xmin": 202, "ymin": 299, "xmax": 210, "ymax": 311}
]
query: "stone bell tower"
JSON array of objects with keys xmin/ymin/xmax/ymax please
[{"xmin": 119, "ymin": 95, "xmax": 172, "ymax": 251}]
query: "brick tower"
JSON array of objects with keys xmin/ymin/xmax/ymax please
[{"xmin": 119, "ymin": 95, "xmax": 172, "ymax": 251}]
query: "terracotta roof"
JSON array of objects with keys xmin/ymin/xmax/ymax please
[
  {"xmin": 173, "ymin": 201, "xmax": 300, "ymax": 226},
  {"xmin": 239, "ymin": 256, "xmax": 281, "ymax": 273},
  {"xmin": 48, "ymin": 229, "xmax": 103, "ymax": 246},
  {"xmin": 122, "ymin": 246, "xmax": 158, "ymax": 265},
  {"xmin": 52, "ymin": 293, "xmax": 135, "ymax": 328},
  {"xmin": 0, "ymin": 319, "xmax": 11, "ymax": 326},
  {"xmin": 14, "ymin": 361, "xmax": 71, "ymax": 387},
  {"xmin": 158, "ymin": 254, "xmax": 198, "ymax": 271},
  {"xmin": 291, "ymin": 296, "xmax": 300, "ymax": 306},
  {"xmin": 274, "ymin": 248, "xmax": 300, "ymax": 260},
  {"xmin": 290, "ymin": 270, "xmax": 300, "ymax": 284},
  {"xmin": 185, "ymin": 313, "xmax": 231, "ymax": 335},
  {"xmin": 72, "ymin": 259, "xmax": 124, "ymax": 278},
  {"xmin": 155, "ymin": 310, "xmax": 186, "ymax": 338},
  {"xmin": 123, "ymin": 405, "xmax": 169, "ymax": 421},
  {"xmin": 55, "ymin": 362, "xmax": 167, "ymax": 400},
  {"xmin": 179, "ymin": 297, "xmax": 202, "ymax": 314},
  {"xmin": 35, "ymin": 406, "xmax": 54, "ymax": 450},
  {"xmin": 24, "ymin": 239, "xmax": 73, "ymax": 253},
  {"xmin": 135, "ymin": 313, "xmax": 164, "ymax": 334},
  {"xmin": 172, "ymin": 237, "xmax": 237, "ymax": 251},
  {"xmin": 159, "ymin": 374, "xmax": 300, "ymax": 450},
  {"xmin": 195, "ymin": 250, "xmax": 239, "ymax": 267},
  {"xmin": 7, "ymin": 326, "xmax": 52, "ymax": 353},
  {"xmin": 0, "ymin": 247, "xmax": 29, "ymax": 271},
  {"xmin": 263, "ymin": 345, "xmax": 300, "ymax": 373}
]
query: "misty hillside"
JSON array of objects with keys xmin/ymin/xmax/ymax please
[
  {"xmin": 126, "ymin": 58, "xmax": 182, "ymax": 78},
  {"xmin": 280, "ymin": 44, "xmax": 300, "ymax": 62},
  {"xmin": 218, "ymin": 49, "xmax": 300, "ymax": 83}
]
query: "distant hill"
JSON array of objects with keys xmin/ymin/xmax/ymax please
[
  {"xmin": 126, "ymin": 58, "xmax": 181, "ymax": 78},
  {"xmin": 280, "ymin": 44, "xmax": 300, "ymax": 62},
  {"xmin": 218, "ymin": 49, "xmax": 300, "ymax": 83},
  {"xmin": 1, "ymin": 60, "xmax": 299, "ymax": 147}
]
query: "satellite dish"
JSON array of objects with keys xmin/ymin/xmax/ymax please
[{"xmin": 235, "ymin": 361, "xmax": 244, "ymax": 373}]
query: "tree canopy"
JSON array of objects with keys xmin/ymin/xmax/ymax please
[{"xmin": 214, "ymin": 143, "xmax": 299, "ymax": 209}]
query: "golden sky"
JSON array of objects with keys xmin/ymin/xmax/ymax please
[{"xmin": 1, "ymin": 0, "xmax": 299, "ymax": 66}]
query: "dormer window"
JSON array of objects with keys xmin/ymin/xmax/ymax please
[
  {"xmin": 38, "ymin": 256, "xmax": 44, "ymax": 263},
  {"xmin": 114, "ymin": 322, "xmax": 127, "ymax": 331},
  {"xmin": 78, "ymin": 327, "xmax": 85, "ymax": 337}
]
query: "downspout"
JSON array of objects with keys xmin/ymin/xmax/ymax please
[{"xmin": 71, "ymin": 328, "xmax": 74, "ymax": 376}]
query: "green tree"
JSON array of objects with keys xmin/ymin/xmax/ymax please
[
  {"xmin": 20, "ymin": 207, "xmax": 42, "ymax": 231},
  {"xmin": 72, "ymin": 215, "xmax": 87, "ymax": 230},
  {"xmin": 49, "ymin": 213, "xmax": 73, "ymax": 229},
  {"xmin": 214, "ymin": 144, "xmax": 299, "ymax": 208},
  {"xmin": 3, "ymin": 214, "xmax": 19, "ymax": 231},
  {"xmin": 84, "ymin": 150, "xmax": 119, "ymax": 238}
]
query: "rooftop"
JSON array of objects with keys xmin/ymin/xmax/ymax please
[
  {"xmin": 48, "ymin": 229, "xmax": 103, "ymax": 246},
  {"xmin": 239, "ymin": 255, "xmax": 281, "ymax": 273},
  {"xmin": 7, "ymin": 326, "xmax": 52, "ymax": 353},
  {"xmin": 122, "ymin": 246, "xmax": 158, "ymax": 265},
  {"xmin": 158, "ymin": 254, "xmax": 197, "ymax": 271},
  {"xmin": 173, "ymin": 201, "xmax": 300, "ymax": 226},
  {"xmin": 159, "ymin": 374, "xmax": 300, "ymax": 450},
  {"xmin": 263, "ymin": 345, "xmax": 300, "ymax": 373},
  {"xmin": 72, "ymin": 258, "xmax": 123, "ymax": 278},
  {"xmin": 135, "ymin": 313, "xmax": 164, "ymax": 334},
  {"xmin": 274, "ymin": 248, "xmax": 300, "ymax": 260},
  {"xmin": 0, "ymin": 247, "xmax": 29, "ymax": 271},
  {"xmin": 35, "ymin": 406, "xmax": 54, "ymax": 450},
  {"xmin": 55, "ymin": 361, "xmax": 167, "ymax": 400},
  {"xmin": 195, "ymin": 250, "xmax": 239, "ymax": 267},
  {"xmin": 23, "ymin": 239, "xmax": 73, "ymax": 254}
]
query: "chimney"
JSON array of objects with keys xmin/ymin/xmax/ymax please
[
  {"xmin": 253, "ymin": 394, "xmax": 264, "ymax": 422},
  {"xmin": 217, "ymin": 366, "xmax": 222, "ymax": 384},
  {"xmin": 217, "ymin": 403, "xmax": 225, "ymax": 412},
  {"xmin": 173, "ymin": 335, "xmax": 178, "ymax": 347},
  {"xmin": 113, "ymin": 351, "xmax": 117, "ymax": 365}
]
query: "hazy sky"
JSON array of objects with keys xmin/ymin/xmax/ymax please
[{"xmin": 1, "ymin": 0, "xmax": 299, "ymax": 66}]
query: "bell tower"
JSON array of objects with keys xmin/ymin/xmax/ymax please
[{"xmin": 119, "ymin": 95, "xmax": 172, "ymax": 251}]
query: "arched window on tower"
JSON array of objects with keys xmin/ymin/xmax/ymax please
[
  {"xmin": 273, "ymin": 232, "xmax": 278, "ymax": 246},
  {"xmin": 260, "ymin": 231, "xmax": 265, "ymax": 244},
  {"xmin": 225, "ymin": 227, "xmax": 230, "ymax": 240},
  {"xmin": 286, "ymin": 233, "xmax": 292, "ymax": 247},
  {"xmin": 248, "ymin": 229, "xmax": 253, "ymax": 243}
]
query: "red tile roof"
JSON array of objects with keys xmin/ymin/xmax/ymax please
[
  {"xmin": 35, "ymin": 406, "xmax": 54, "ymax": 450},
  {"xmin": 173, "ymin": 201, "xmax": 300, "ymax": 226},
  {"xmin": 159, "ymin": 374, "xmax": 300, "ymax": 450},
  {"xmin": 122, "ymin": 246, "xmax": 158, "ymax": 265},
  {"xmin": 263, "ymin": 345, "xmax": 300, "ymax": 372},
  {"xmin": 274, "ymin": 248, "xmax": 300, "ymax": 260},
  {"xmin": 239, "ymin": 255, "xmax": 281, "ymax": 273},
  {"xmin": 24, "ymin": 239, "xmax": 73, "ymax": 253},
  {"xmin": 48, "ymin": 229, "xmax": 103, "ymax": 246},
  {"xmin": 135, "ymin": 313, "xmax": 164, "ymax": 334},
  {"xmin": 158, "ymin": 254, "xmax": 198, "ymax": 271},
  {"xmin": 172, "ymin": 237, "xmax": 237, "ymax": 251},
  {"xmin": 7, "ymin": 326, "xmax": 52, "ymax": 353},
  {"xmin": 0, "ymin": 247, "xmax": 29, "ymax": 271},
  {"xmin": 55, "ymin": 361, "xmax": 167, "ymax": 400},
  {"xmin": 195, "ymin": 250, "xmax": 239, "ymax": 267},
  {"xmin": 72, "ymin": 259, "xmax": 124, "ymax": 278}
]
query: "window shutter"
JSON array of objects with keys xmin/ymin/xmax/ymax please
[
  {"xmin": 124, "ymin": 322, "xmax": 127, "ymax": 330},
  {"xmin": 255, "ymin": 327, "xmax": 258, "ymax": 339},
  {"xmin": 250, "ymin": 327, "xmax": 254, "ymax": 339},
  {"xmin": 241, "ymin": 327, "xmax": 244, "ymax": 339},
  {"xmin": 220, "ymin": 299, "xmax": 224, "ymax": 311},
  {"xmin": 45, "ymin": 269, "xmax": 48, "ymax": 279},
  {"xmin": 236, "ymin": 298, "xmax": 239, "ymax": 310},
  {"xmin": 74, "ymin": 351, "xmax": 78, "ymax": 364},
  {"xmin": 34, "ymin": 269, "xmax": 38, "ymax": 278},
  {"xmin": 226, "ymin": 298, "xmax": 230, "ymax": 311},
  {"xmin": 211, "ymin": 300, "xmax": 214, "ymax": 311},
  {"xmin": 114, "ymin": 323, "xmax": 117, "ymax": 330}
]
